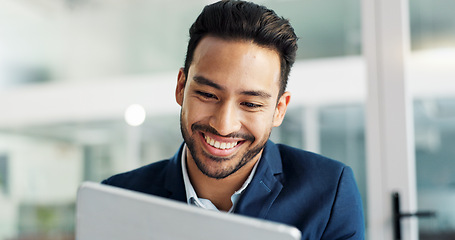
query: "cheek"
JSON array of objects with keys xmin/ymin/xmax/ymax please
[
  {"xmin": 182, "ymin": 98, "xmax": 212, "ymax": 124},
  {"xmin": 243, "ymin": 113, "xmax": 274, "ymax": 140}
]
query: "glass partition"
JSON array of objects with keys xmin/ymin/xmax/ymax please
[{"xmin": 409, "ymin": 0, "xmax": 455, "ymax": 239}]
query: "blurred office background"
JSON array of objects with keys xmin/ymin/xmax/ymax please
[{"xmin": 0, "ymin": 0, "xmax": 454, "ymax": 239}]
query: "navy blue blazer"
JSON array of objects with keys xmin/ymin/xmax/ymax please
[{"xmin": 103, "ymin": 140, "xmax": 365, "ymax": 239}]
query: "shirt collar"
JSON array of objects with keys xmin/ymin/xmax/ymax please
[{"xmin": 181, "ymin": 144, "xmax": 260, "ymax": 212}]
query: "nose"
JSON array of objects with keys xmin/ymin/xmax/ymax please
[{"xmin": 209, "ymin": 101, "xmax": 242, "ymax": 136}]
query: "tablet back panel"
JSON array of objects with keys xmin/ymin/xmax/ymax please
[{"xmin": 76, "ymin": 182, "xmax": 301, "ymax": 240}]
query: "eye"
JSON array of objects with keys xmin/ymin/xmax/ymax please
[
  {"xmin": 196, "ymin": 91, "xmax": 217, "ymax": 100},
  {"xmin": 241, "ymin": 102, "xmax": 262, "ymax": 108}
]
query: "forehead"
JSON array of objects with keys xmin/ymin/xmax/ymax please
[{"xmin": 188, "ymin": 36, "xmax": 281, "ymax": 97}]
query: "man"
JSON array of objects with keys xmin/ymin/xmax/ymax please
[{"xmin": 103, "ymin": 0, "xmax": 364, "ymax": 239}]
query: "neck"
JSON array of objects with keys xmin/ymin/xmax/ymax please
[{"xmin": 186, "ymin": 149, "xmax": 261, "ymax": 212}]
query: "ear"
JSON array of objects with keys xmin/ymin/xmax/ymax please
[
  {"xmin": 272, "ymin": 91, "xmax": 291, "ymax": 127},
  {"xmin": 176, "ymin": 68, "xmax": 186, "ymax": 106}
]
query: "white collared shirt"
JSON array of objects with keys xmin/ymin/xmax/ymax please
[{"xmin": 181, "ymin": 144, "xmax": 260, "ymax": 213}]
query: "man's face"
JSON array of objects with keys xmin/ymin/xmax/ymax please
[{"xmin": 176, "ymin": 36, "xmax": 290, "ymax": 179}]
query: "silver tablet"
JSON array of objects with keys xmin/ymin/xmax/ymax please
[{"xmin": 76, "ymin": 182, "xmax": 301, "ymax": 240}]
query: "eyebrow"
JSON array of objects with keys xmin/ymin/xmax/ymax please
[
  {"xmin": 193, "ymin": 76, "xmax": 224, "ymax": 90},
  {"xmin": 193, "ymin": 75, "xmax": 272, "ymax": 99},
  {"xmin": 240, "ymin": 90, "xmax": 272, "ymax": 99}
]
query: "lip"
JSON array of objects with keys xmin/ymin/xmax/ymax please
[{"xmin": 199, "ymin": 132, "xmax": 244, "ymax": 157}]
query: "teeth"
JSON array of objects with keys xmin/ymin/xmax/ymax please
[{"xmin": 204, "ymin": 135, "xmax": 238, "ymax": 150}]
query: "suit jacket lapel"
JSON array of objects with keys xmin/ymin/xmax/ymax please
[
  {"xmin": 163, "ymin": 141, "xmax": 284, "ymax": 215},
  {"xmin": 163, "ymin": 144, "xmax": 187, "ymax": 202},
  {"xmin": 234, "ymin": 141, "xmax": 283, "ymax": 219}
]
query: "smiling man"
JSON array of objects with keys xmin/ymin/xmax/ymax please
[
  {"xmin": 103, "ymin": 0, "xmax": 364, "ymax": 239},
  {"xmin": 176, "ymin": 35, "xmax": 289, "ymax": 212}
]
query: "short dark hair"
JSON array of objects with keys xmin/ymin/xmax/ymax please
[{"xmin": 183, "ymin": 0, "xmax": 298, "ymax": 97}]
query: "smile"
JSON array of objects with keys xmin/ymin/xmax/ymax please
[{"xmin": 204, "ymin": 135, "xmax": 239, "ymax": 150}]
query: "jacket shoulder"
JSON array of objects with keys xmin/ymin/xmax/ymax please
[
  {"xmin": 273, "ymin": 144, "xmax": 364, "ymax": 239},
  {"xmin": 102, "ymin": 160, "xmax": 170, "ymax": 195}
]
